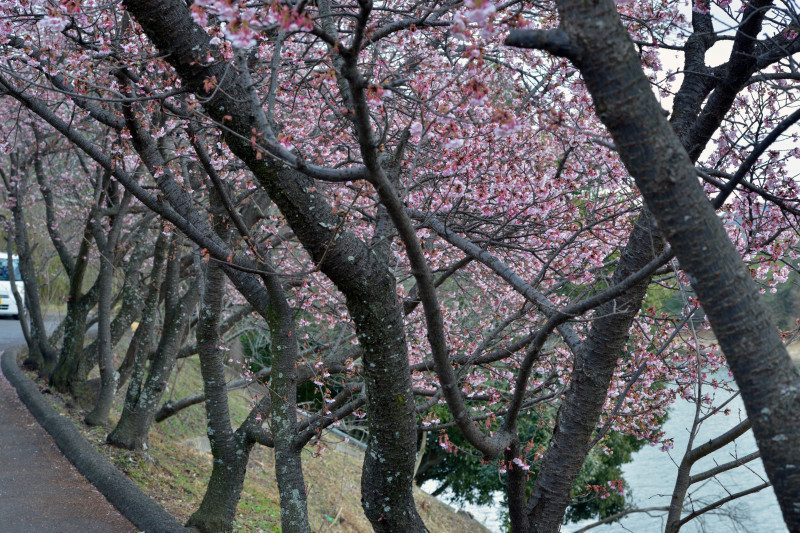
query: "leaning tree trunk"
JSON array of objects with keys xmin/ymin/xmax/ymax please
[
  {"xmin": 107, "ymin": 243, "xmax": 201, "ymax": 450},
  {"xmin": 528, "ymin": 0, "xmax": 800, "ymax": 527},
  {"xmin": 505, "ymin": 6, "xmax": 762, "ymax": 529},
  {"xmin": 522, "ymin": 213, "xmax": 662, "ymax": 532},
  {"xmin": 119, "ymin": 2, "xmax": 428, "ymax": 529}
]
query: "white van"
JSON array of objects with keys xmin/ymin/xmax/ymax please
[{"xmin": 0, "ymin": 253, "xmax": 25, "ymax": 319}]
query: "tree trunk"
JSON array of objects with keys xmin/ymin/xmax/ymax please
[
  {"xmin": 187, "ymin": 437, "xmax": 253, "ymax": 533},
  {"xmin": 107, "ymin": 243, "xmax": 200, "ymax": 450},
  {"xmin": 51, "ymin": 221, "xmax": 98, "ymax": 394},
  {"xmin": 84, "ymin": 187, "xmax": 132, "ymax": 425},
  {"xmin": 544, "ymin": 0, "xmax": 800, "ymax": 527},
  {"xmin": 119, "ymin": 3, "xmax": 427, "ymax": 529},
  {"xmin": 5, "ymin": 156, "xmax": 58, "ymax": 375},
  {"xmin": 524, "ymin": 214, "xmax": 662, "ymax": 532},
  {"xmin": 79, "ymin": 239, "xmax": 149, "ymax": 383},
  {"xmin": 187, "ymin": 260, "xmax": 254, "ymax": 533},
  {"xmin": 263, "ymin": 262, "xmax": 310, "ymax": 533},
  {"xmin": 505, "ymin": 8, "xmax": 760, "ymax": 530},
  {"xmin": 52, "ymin": 292, "xmax": 95, "ymax": 397},
  {"xmin": 84, "ymin": 227, "xmax": 117, "ymax": 426},
  {"xmin": 118, "ymin": 233, "xmax": 168, "ymax": 390}
]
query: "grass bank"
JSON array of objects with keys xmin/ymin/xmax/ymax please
[{"xmin": 31, "ymin": 356, "xmax": 492, "ymax": 533}]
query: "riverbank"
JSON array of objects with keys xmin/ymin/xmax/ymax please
[{"xmin": 682, "ymin": 328, "xmax": 800, "ymax": 364}]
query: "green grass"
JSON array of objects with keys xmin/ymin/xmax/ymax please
[{"xmin": 35, "ymin": 354, "xmax": 491, "ymax": 533}]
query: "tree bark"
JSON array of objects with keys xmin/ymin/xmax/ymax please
[
  {"xmin": 85, "ymin": 183, "xmax": 132, "ymax": 425},
  {"xmin": 539, "ymin": 0, "xmax": 800, "ymax": 528},
  {"xmin": 83, "ymin": 222, "xmax": 117, "ymax": 426},
  {"xmin": 120, "ymin": 2, "xmax": 427, "ymax": 529},
  {"xmin": 50, "ymin": 219, "xmax": 99, "ymax": 395},
  {"xmin": 79, "ymin": 237, "xmax": 150, "ymax": 383},
  {"xmin": 189, "ymin": 180, "xmax": 311, "ymax": 532},
  {"xmin": 524, "ymin": 213, "xmax": 662, "ymax": 532},
  {"xmin": 505, "ymin": 5, "xmax": 782, "ymax": 530},
  {"xmin": 4, "ymin": 154, "xmax": 59, "ymax": 375},
  {"xmin": 186, "ymin": 261, "xmax": 257, "ymax": 533},
  {"xmin": 107, "ymin": 242, "xmax": 201, "ymax": 450},
  {"xmin": 118, "ymin": 231, "xmax": 168, "ymax": 390}
]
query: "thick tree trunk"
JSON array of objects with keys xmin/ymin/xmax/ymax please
[
  {"xmin": 524, "ymin": 214, "xmax": 662, "ymax": 532},
  {"xmin": 542, "ymin": 0, "xmax": 800, "ymax": 528},
  {"xmin": 187, "ymin": 441, "xmax": 252, "ymax": 533},
  {"xmin": 107, "ymin": 232, "xmax": 168, "ymax": 443},
  {"xmin": 187, "ymin": 261, "xmax": 256, "ymax": 532},
  {"xmin": 52, "ymin": 292, "xmax": 95, "ymax": 396},
  {"xmin": 263, "ymin": 262, "xmax": 310, "ymax": 533},
  {"xmin": 51, "ymin": 222, "xmax": 97, "ymax": 394},
  {"xmin": 120, "ymin": 3, "xmax": 427, "ymax": 529},
  {"xmin": 505, "ymin": 7, "xmax": 762, "ymax": 530}
]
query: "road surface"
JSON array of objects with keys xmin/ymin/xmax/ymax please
[{"xmin": 0, "ymin": 318, "xmax": 135, "ymax": 533}]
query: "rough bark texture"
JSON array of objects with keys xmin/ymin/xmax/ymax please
[
  {"xmin": 189, "ymin": 185, "xmax": 311, "ymax": 532},
  {"xmin": 186, "ymin": 261, "xmax": 256, "ymax": 533},
  {"xmin": 505, "ymin": 5, "xmax": 782, "ymax": 530},
  {"xmin": 118, "ymin": 232, "xmax": 168, "ymax": 390},
  {"xmin": 551, "ymin": 0, "xmax": 800, "ymax": 528},
  {"xmin": 107, "ymin": 244, "xmax": 201, "ymax": 450},
  {"xmin": 187, "ymin": 444, "xmax": 252, "ymax": 533},
  {"xmin": 523, "ymin": 214, "xmax": 662, "ymax": 532},
  {"xmin": 50, "ymin": 221, "xmax": 98, "ymax": 395},
  {"xmin": 121, "ymin": 2, "xmax": 426, "ymax": 530},
  {"xmin": 264, "ymin": 269, "xmax": 310, "ymax": 533}
]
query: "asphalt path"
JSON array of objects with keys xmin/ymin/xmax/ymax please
[{"xmin": 0, "ymin": 318, "xmax": 135, "ymax": 533}]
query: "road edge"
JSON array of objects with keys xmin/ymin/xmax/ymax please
[{"xmin": 1, "ymin": 346, "xmax": 191, "ymax": 533}]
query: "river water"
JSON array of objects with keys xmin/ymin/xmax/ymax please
[
  {"xmin": 566, "ymin": 371, "xmax": 786, "ymax": 533},
  {"xmin": 428, "ymin": 370, "xmax": 788, "ymax": 533}
]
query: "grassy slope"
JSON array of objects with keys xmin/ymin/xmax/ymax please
[{"xmin": 40, "ymin": 356, "xmax": 491, "ymax": 533}]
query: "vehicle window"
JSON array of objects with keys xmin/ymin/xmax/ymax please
[{"xmin": 0, "ymin": 258, "xmax": 21, "ymax": 281}]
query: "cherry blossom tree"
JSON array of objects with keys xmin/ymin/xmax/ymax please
[{"xmin": 2, "ymin": 0, "xmax": 800, "ymax": 532}]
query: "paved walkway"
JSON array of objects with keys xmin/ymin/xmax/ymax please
[{"xmin": 0, "ymin": 319, "xmax": 134, "ymax": 533}]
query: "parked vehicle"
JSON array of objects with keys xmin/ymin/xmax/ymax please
[{"xmin": 0, "ymin": 253, "xmax": 24, "ymax": 319}]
